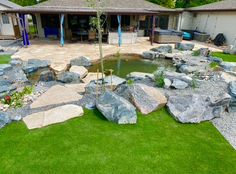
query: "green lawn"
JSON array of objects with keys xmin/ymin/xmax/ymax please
[
  {"xmin": 0, "ymin": 108, "xmax": 235, "ymax": 174},
  {"xmin": 0, "ymin": 55, "xmax": 11, "ymax": 64},
  {"xmin": 212, "ymin": 52, "xmax": 236, "ymax": 62}
]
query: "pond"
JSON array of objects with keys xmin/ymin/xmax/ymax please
[{"xmin": 88, "ymin": 54, "xmax": 175, "ymax": 78}]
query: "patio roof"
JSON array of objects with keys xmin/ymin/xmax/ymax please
[
  {"xmin": 3, "ymin": 0, "xmax": 178, "ymax": 14},
  {"xmin": 0, "ymin": 0, "xmax": 21, "ymax": 9},
  {"xmin": 186, "ymin": 0, "xmax": 236, "ymax": 12}
]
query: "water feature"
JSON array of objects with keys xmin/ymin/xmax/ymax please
[{"xmin": 88, "ymin": 54, "xmax": 175, "ymax": 78}]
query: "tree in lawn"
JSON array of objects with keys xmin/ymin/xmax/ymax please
[{"xmin": 87, "ymin": 0, "xmax": 106, "ymax": 90}]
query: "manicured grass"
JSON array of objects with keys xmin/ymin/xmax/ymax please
[
  {"xmin": 0, "ymin": 55, "xmax": 11, "ymax": 64},
  {"xmin": 0, "ymin": 108, "xmax": 235, "ymax": 174},
  {"xmin": 212, "ymin": 52, "xmax": 236, "ymax": 62}
]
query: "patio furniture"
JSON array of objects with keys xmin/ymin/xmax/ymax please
[
  {"xmin": 194, "ymin": 32, "xmax": 210, "ymax": 42},
  {"xmin": 154, "ymin": 30, "xmax": 183, "ymax": 43}
]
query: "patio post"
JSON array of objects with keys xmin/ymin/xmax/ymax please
[
  {"xmin": 151, "ymin": 15, "xmax": 155, "ymax": 45},
  {"xmin": 117, "ymin": 15, "xmax": 122, "ymax": 47},
  {"xmin": 60, "ymin": 14, "xmax": 65, "ymax": 47},
  {"xmin": 19, "ymin": 14, "xmax": 30, "ymax": 47}
]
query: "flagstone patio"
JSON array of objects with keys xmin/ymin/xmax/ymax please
[{"xmin": 11, "ymin": 38, "xmax": 223, "ymax": 72}]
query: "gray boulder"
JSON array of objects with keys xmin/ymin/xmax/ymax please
[
  {"xmin": 199, "ymin": 48, "xmax": 210, "ymax": 57},
  {"xmin": 39, "ymin": 70, "xmax": 55, "ymax": 82},
  {"xmin": 167, "ymin": 93, "xmax": 231, "ymax": 123},
  {"xmin": 164, "ymin": 71, "xmax": 193, "ymax": 85},
  {"xmin": 142, "ymin": 51, "xmax": 156, "ymax": 60},
  {"xmin": 0, "ymin": 69, "xmax": 3, "ymax": 76},
  {"xmin": 0, "ymin": 64, "xmax": 12, "ymax": 72},
  {"xmin": 0, "ymin": 80, "xmax": 16, "ymax": 94},
  {"xmin": 0, "ymin": 113, "xmax": 11, "ymax": 129},
  {"xmin": 179, "ymin": 64, "xmax": 196, "ymax": 74},
  {"xmin": 10, "ymin": 59, "xmax": 23, "ymax": 66},
  {"xmin": 57, "ymin": 72, "xmax": 79, "ymax": 83},
  {"xmin": 151, "ymin": 45, "xmax": 172, "ymax": 53},
  {"xmin": 164, "ymin": 78, "xmax": 172, "ymax": 89},
  {"xmin": 229, "ymin": 81, "xmax": 236, "ymax": 112},
  {"xmin": 70, "ymin": 56, "xmax": 92, "ymax": 67},
  {"xmin": 96, "ymin": 91, "xmax": 137, "ymax": 124},
  {"xmin": 23, "ymin": 59, "xmax": 51, "ymax": 74},
  {"xmin": 171, "ymin": 79, "xmax": 188, "ymax": 89},
  {"xmin": 175, "ymin": 43, "xmax": 195, "ymax": 51},
  {"xmin": 207, "ymin": 56, "xmax": 223, "ymax": 64},
  {"xmin": 129, "ymin": 84, "xmax": 167, "ymax": 114},
  {"xmin": 220, "ymin": 62, "xmax": 236, "ymax": 72}
]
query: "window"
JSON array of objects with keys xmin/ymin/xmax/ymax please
[{"xmin": 2, "ymin": 14, "xmax": 10, "ymax": 24}]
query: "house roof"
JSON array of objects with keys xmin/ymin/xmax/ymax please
[
  {"xmin": 4, "ymin": 0, "xmax": 177, "ymax": 14},
  {"xmin": 186, "ymin": 0, "xmax": 236, "ymax": 12},
  {"xmin": 0, "ymin": 0, "xmax": 21, "ymax": 9}
]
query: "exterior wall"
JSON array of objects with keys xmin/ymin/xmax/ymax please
[
  {"xmin": 180, "ymin": 11, "xmax": 194, "ymax": 30},
  {"xmin": 181, "ymin": 11, "xmax": 236, "ymax": 46},
  {"xmin": 0, "ymin": 4, "xmax": 14, "ymax": 36},
  {"xmin": 168, "ymin": 14, "xmax": 179, "ymax": 30}
]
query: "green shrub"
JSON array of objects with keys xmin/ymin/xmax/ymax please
[
  {"xmin": 192, "ymin": 50, "xmax": 200, "ymax": 56},
  {"xmin": 154, "ymin": 69, "xmax": 165, "ymax": 88}
]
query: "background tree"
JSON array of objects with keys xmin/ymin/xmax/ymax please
[
  {"xmin": 11, "ymin": 0, "xmax": 47, "ymax": 6},
  {"xmin": 149, "ymin": 0, "xmax": 176, "ymax": 8}
]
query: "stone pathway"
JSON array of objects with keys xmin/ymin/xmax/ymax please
[
  {"xmin": 23, "ymin": 104, "xmax": 84, "ymax": 129},
  {"xmin": 30, "ymin": 85, "xmax": 82, "ymax": 109}
]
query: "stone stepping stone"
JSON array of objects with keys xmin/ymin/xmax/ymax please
[
  {"xmin": 82, "ymin": 72, "xmax": 104, "ymax": 84},
  {"xmin": 70, "ymin": 66, "xmax": 88, "ymax": 79},
  {"xmin": 23, "ymin": 105, "xmax": 84, "ymax": 129},
  {"xmin": 65, "ymin": 83, "xmax": 86, "ymax": 93},
  {"xmin": 30, "ymin": 85, "xmax": 82, "ymax": 109}
]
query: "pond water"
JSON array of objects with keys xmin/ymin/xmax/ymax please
[{"xmin": 88, "ymin": 54, "xmax": 175, "ymax": 78}]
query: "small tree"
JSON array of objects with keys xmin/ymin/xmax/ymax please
[{"xmin": 87, "ymin": 0, "xmax": 106, "ymax": 90}]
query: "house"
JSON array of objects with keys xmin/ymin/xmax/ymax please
[
  {"xmin": 181, "ymin": 0, "xmax": 236, "ymax": 46},
  {"xmin": 4, "ymin": 0, "xmax": 181, "ymax": 45},
  {"xmin": 0, "ymin": 0, "xmax": 22, "ymax": 39}
]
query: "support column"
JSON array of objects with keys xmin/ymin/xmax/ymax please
[
  {"xmin": 117, "ymin": 15, "xmax": 122, "ymax": 47},
  {"xmin": 19, "ymin": 14, "xmax": 30, "ymax": 47},
  {"xmin": 151, "ymin": 15, "xmax": 155, "ymax": 46},
  {"xmin": 60, "ymin": 14, "xmax": 65, "ymax": 47}
]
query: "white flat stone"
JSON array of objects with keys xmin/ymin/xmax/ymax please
[
  {"xmin": 65, "ymin": 83, "xmax": 86, "ymax": 93},
  {"xmin": 23, "ymin": 105, "xmax": 84, "ymax": 129},
  {"xmin": 82, "ymin": 72, "xmax": 104, "ymax": 84},
  {"xmin": 50, "ymin": 63, "xmax": 68, "ymax": 74},
  {"xmin": 30, "ymin": 85, "xmax": 82, "ymax": 109},
  {"xmin": 70, "ymin": 66, "xmax": 88, "ymax": 79}
]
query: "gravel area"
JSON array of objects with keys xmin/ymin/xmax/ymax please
[{"xmin": 212, "ymin": 112, "xmax": 236, "ymax": 150}]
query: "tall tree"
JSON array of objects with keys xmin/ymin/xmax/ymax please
[
  {"xmin": 11, "ymin": 0, "xmax": 47, "ymax": 6},
  {"xmin": 175, "ymin": 0, "xmax": 221, "ymax": 8},
  {"xmin": 149, "ymin": 0, "xmax": 176, "ymax": 8}
]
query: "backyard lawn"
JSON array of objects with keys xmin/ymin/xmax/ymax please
[
  {"xmin": 0, "ymin": 55, "xmax": 11, "ymax": 64},
  {"xmin": 0, "ymin": 108, "xmax": 235, "ymax": 174},
  {"xmin": 212, "ymin": 52, "xmax": 236, "ymax": 62}
]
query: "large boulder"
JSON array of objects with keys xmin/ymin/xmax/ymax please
[
  {"xmin": 220, "ymin": 62, "xmax": 236, "ymax": 72},
  {"xmin": 142, "ymin": 51, "xmax": 156, "ymax": 60},
  {"xmin": 0, "ymin": 64, "xmax": 12, "ymax": 71},
  {"xmin": 151, "ymin": 45, "xmax": 172, "ymax": 53},
  {"xmin": 207, "ymin": 56, "xmax": 223, "ymax": 64},
  {"xmin": 23, "ymin": 59, "xmax": 51, "ymax": 74},
  {"xmin": 0, "ymin": 80, "xmax": 16, "ymax": 94},
  {"xmin": 57, "ymin": 72, "xmax": 79, "ymax": 83},
  {"xmin": 164, "ymin": 71, "xmax": 193, "ymax": 85},
  {"xmin": 96, "ymin": 91, "xmax": 137, "ymax": 124},
  {"xmin": 228, "ymin": 81, "xmax": 236, "ymax": 112},
  {"xmin": 70, "ymin": 56, "xmax": 92, "ymax": 67},
  {"xmin": 39, "ymin": 70, "xmax": 55, "ymax": 82},
  {"xmin": 175, "ymin": 43, "xmax": 195, "ymax": 51},
  {"xmin": 127, "ymin": 72, "xmax": 154, "ymax": 80},
  {"xmin": 171, "ymin": 79, "xmax": 189, "ymax": 89},
  {"xmin": 23, "ymin": 105, "xmax": 84, "ymax": 129},
  {"xmin": 167, "ymin": 93, "xmax": 231, "ymax": 123},
  {"xmin": 129, "ymin": 84, "xmax": 167, "ymax": 114},
  {"xmin": 0, "ymin": 112, "xmax": 11, "ymax": 129},
  {"xmin": 69, "ymin": 66, "xmax": 88, "ymax": 79}
]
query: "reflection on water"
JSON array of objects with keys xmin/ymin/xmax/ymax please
[{"xmin": 88, "ymin": 54, "xmax": 175, "ymax": 78}]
